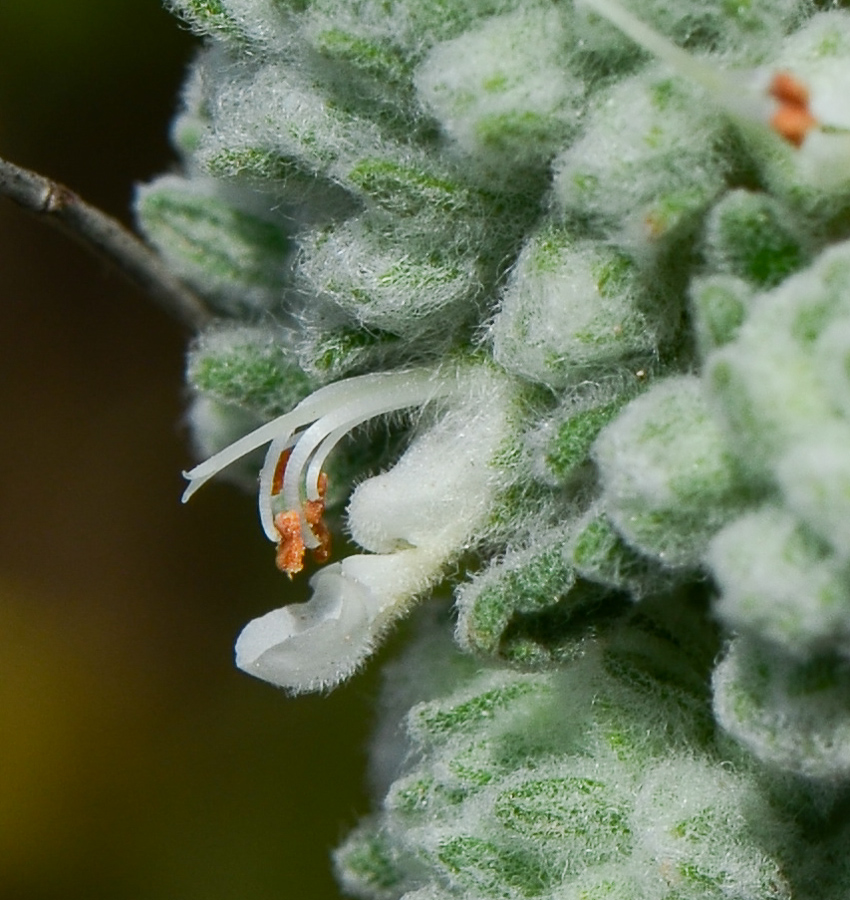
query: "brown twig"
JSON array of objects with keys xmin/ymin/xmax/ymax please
[{"xmin": 0, "ymin": 154, "xmax": 213, "ymax": 330}]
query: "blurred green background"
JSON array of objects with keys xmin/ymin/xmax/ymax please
[{"xmin": 0, "ymin": 4, "xmax": 377, "ymax": 898}]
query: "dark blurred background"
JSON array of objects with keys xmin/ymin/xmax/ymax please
[{"xmin": 0, "ymin": 3, "xmax": 376, "ymax": 898}]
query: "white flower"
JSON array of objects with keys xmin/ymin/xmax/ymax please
[
  {"xmin": 183, "ymin": 368, "xmax": 455, "ymax": 557},
  {"xmin": 184, "ymin": 364, "xmax": 515, "ymax": 692}
]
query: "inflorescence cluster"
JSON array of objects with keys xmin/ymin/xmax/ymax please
[{"xmin": 143, "ymin": 0, "xmax": 850, "ymax": 896}]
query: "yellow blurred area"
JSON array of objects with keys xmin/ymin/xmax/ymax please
[{"xmin": 0, "ymin": 4, "xmax": 375, "ymax": 898}]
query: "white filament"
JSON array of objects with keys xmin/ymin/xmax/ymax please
[{"xmin": 183, "ymin": 367, "xmax": 459, "ymax": 545}]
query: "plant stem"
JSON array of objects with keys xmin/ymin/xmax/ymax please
[{"xmin": 0, "ymin": 154, "xmax": 213, "ymax": 330}]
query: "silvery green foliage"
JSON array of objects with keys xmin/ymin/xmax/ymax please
[
  {"xmin": 337, "ymin": 601, "xmax": 806, "ymax": 900},
  {"xmin": 146, "ymin": 0, "xmax": 850, "ymax": 894}
]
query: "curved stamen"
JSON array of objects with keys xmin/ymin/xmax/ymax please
[
  {"xmin": 184, "ymin": 366, "xmax": 461, "ymax": 558},
  {"xmin": 183, "ymin": 370, "xmax": 429, "ymax": 502},
  {"xmin": 279, "ymin": 368, "xmax": 457, "ymax": 545},
  {"xmin": 183, "ymin": 386, "xmax": 343, "ymax": 503}
]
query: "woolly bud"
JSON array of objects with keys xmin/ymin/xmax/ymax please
[
  {"xmin": 298, "ymin": 217, "xmax": 483, "ymax": 338},
  {"xmin": 135, "ymin": 175, "xmax": 291, "ymax": 316},
  {"xmin": 689, "ymin": 275, "xmax": 752, "ymax": 359},
  {"xmin": 706, "ymin": 241, "xmax": 850, "ymax": 482},
  {"xmin": 714, "ymin": 637, "xmax": 850, "ymax": 780},
  {"xmin": 709, "ymin": 505, "xmax": 850, "ymax": 657},
  {"xmin": 165, "ymin": 0, "xmax": 293, "ymax": 47},
  {"xmin": 454, "ymin": 533, "xmax": 592, "ymax": 666},
  {"xmin": 523, "ymin": 376, "xmax": 646, "ymax": 487},
  {"xmin": 552, "ymin": 65, "xmax": 730, "ymax": 246},
  {"xmin": 569, "ymin": 506, "xmax": 675, "ymax": 600},
  {"xmin": 775, "ymin": 423, "xmax": 850, "ymax": 563},
  {"xmin": 491, "ymin": 223, "xmax": 671, "ymax": 389},
  {"xmin": 593, "ymin": 375, "xmax": 747, "ymax": 568},
  {"xmin": 702, "ymin": 189, "xmax": 807, "ymax": 288},
  {"xmin": 187, "ymin": 326, "xmax": 313, "ymax": 418},
  {"xmin": 414, "ymin": 8, "xmax": 584, "ymax": 185}
]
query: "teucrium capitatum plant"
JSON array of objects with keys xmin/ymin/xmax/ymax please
[{"xmin": 19, "ymin": 0, "xmax": 850, "ymax": 895}]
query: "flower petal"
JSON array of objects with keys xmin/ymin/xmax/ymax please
[{"xmin": 235, "ymin": 564, "xmax": 374, "ymax": 693}]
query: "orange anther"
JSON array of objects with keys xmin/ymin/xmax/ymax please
[
  {"xmin": 304, "ymin": 498, "xmax": 324, "ymax": 527},
  {"xmin": 305, "ymin": 470, "xmax": 332, "ymax": 564},
  {"xmin": 768, "ymin": 71, "xmax": 810, "ymax": 108},
  {"xmin": 316, "ymin": 471, "xmax": 328, "ymax": 499},
  {"xmin": 310, "ymin": 519, "xmax": 333, "ymax": 565},
  {"xmin": 272, "ymin": 467, "xmax": 332, "ymax": 576},
  {"xmin": 771, "ymin": 105, "xmax": 818, "ymax": 148},
  {"xmin": 273, "ymin": 510, "xmax": 306, "ymax": 577},
  {"xmin": 767, "ymin": 70, "xmax": 818, "ymax": 147},
  {"xmin": 271, "ymin": 448, "xmax": 292, "ymax": 497}
]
